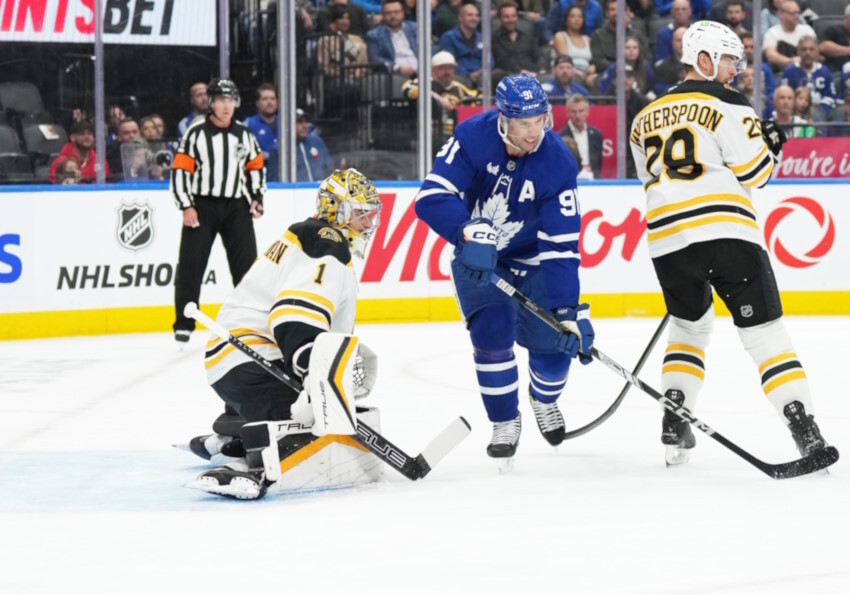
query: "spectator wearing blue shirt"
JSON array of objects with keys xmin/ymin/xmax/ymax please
[
  {"xmin": 541, "ymin": 55, "xmax": 590, "ymax": 104},
  {"xmin": 352, "ymin": 0, "xmax": 382, "ymax": 16},
  {"xmin": 781, "ymin": 36, "xmax": 838, "ymax": 113},
  {"xmin": 599, "ymin": 35, "xmax": 655, "ymax": 99},
  {"xmin": 244, "ymin": 84, "xmax": 280, "ymax": 182},
  {"xmin": 440, "ymin": 3, "xmax": 493, "ymax": 85},
  {"xmin": 655, "ymin": 0, "xmax": 709, "ymax": 18},
  {"xmin": 654, "ymin": 0, "xmax": 692, "ymax": 63},
  {"xmin": 544, "ymin": 0, "xmax": 603, "ymax": 43},
  {"xmin": 296, "ymin": 109, "xmax": 335, "ymax": 183},
  {"xmin": 366, "ymin": 0, "xmax": 418, "ymax": 76},
  {"xmin": 177, "ymin": 82, "xmax": 209, "ymax": 139}
]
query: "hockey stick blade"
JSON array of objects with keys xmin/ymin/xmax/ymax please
[
  {"xmin": 185, "ymin": 302, "xmax": 471, "ymax": 481},
  {"xmin": 488, "ymin": 276, "xmax": 841, "ymax": 479}
]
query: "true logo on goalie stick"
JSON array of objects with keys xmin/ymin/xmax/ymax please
[{"xmin": 116, "ymin": 202, "xmax": 154, "ymax": 252}]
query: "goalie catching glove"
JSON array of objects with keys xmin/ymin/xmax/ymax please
[{"xmin": 291, "ymin": 332, "xmax": 378, "ymax": 436}]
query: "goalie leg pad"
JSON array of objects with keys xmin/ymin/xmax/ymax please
[
  {"xmin": 308, "ymin": 333, "xmax": 377, "ymax": 436},
  {"xmin": 266, "ymin": 407, "xmax": 384, "ymax": 494}
]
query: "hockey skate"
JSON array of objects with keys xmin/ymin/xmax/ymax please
[
  {"xmin": 180, "ymin": 433, "xmax": 245, "ymax": 461},
  {"xmin": 487, "ymin": 413, "xmax": 521, "ymax": 474},
  {"xmin": 185, "ymin": 460, "xmax": 269, "ymax": 500},
  {"xmin": 529, "ymin": 394, "xmax": 565, "ymax": 447},
  {"xmin": 661, "ymin": 390, "xmax": 695, "ymax": 467},
  {"xmin": 784, "ymin": 401, "xmax": 827, "ymax": 457}
]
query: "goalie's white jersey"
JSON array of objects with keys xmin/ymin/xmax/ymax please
[
  {"xmin": 629, "ymin": 80, "xmax": 776, "ymax": 258},
  {"xmin": 205, "ymin": 218, "xmax": 358, "ymax": 385}
]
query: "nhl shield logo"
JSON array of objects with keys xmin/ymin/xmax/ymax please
[
  {"xmin": 117, "ymin": 202, "xmax": 154, "ymax": 252},
  {"xmin": 740, "ymin": 304, "xmax": 754, "ymax": 318}
]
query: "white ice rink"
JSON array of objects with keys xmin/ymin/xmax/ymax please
[{"xmin": 1, "ymin": 316, "xmax": 847, "ymax": 594}]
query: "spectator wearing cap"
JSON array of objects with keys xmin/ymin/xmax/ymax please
[
  {"xmin": 366, "ymin": 0, "xmax": 418, "ymax": 76},
  {"xmin": 541, "ymin": 55, "xmax": 590, "ymax": 105},
  {"xmin": 244, "ymin": 84, "xmax": 281, "ymax": 182},
  {"xmin": 492, "ymin": 2, "xmax": 540, "ymax": 76},
  {"xmin": 439, "ymin": 3, "xmax": 493, "ymax": 86},
  {"xmin": 559, "ymin": 93, "xmax": 603, "ymax": 178},
  {"xmin": 296, "ymin": 109, "xmax": 334, "ymax": 182},
  {"xmin": 48, "ymin": 121, "xmax": 110, "ymax": 183},
  {"xmin": 402, "ymin": 50, "xmax": 480, "ymax": 141},
  {"xmin": 819, "ymin": 5, "xmax": 850, "ymax": 76}
]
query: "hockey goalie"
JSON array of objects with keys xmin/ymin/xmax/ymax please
[{"xmin": 180, "ymin": 169, "xmax": 384, "ymax": 500}]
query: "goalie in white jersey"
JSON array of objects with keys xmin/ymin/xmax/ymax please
[
  {"xmin": 629, "ymin": 21, "xmax": 830, "ymax": 466},
  {"xmin": 182, "ymin": 168, "xmax": 384, "ymax": 499}
]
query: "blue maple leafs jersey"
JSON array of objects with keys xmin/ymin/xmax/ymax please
[
  {"xmin": 415, "ymin": 110, "xmax": 582, "ymax": 308},
  {"xmin": 781, "ymin": 63, "xmax": 838, "ymax": 110}
]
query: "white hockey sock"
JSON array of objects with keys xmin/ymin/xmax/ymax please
[
  {"xmin": 662, "ymin": 310, "xmax": 713, "ymax": 412},
  {"xmin": 738, "ymin": 318, "xmax": 813, "ymax": 421}
]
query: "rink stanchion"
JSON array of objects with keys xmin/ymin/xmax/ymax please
[
  {"xmin": 488, "ymin": 274, "xmax": 839, "ymax": 479},
  {"xmin": 183, "ymin": 303, "xmax": 471, "ymax": 481}
]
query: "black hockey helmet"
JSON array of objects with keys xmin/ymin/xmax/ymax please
[{"xmin": 207, "ymin": 78, "xmax": 241, "ymax": 107}]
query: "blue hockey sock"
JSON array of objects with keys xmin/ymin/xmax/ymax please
[
  {"xmin": 528, "ymin": 352, "xmax": 570, "ymax": 404},
  {"xmin": 474, "ymin": 347, "xmax": 519, "ymax": 422}
]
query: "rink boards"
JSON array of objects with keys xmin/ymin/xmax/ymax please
[{"xmin": 1, "ymin": 180, "xmax": 847, "ymax": 339}]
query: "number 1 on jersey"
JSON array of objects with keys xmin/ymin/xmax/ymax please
[{"xmin": 314, "ymin": 263, "xmax": 326, "ymax": 285}]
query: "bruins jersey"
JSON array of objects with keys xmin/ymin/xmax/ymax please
[
  {"xmin": 629, "ymin": 80, "xmax": 776, "ymax": 258},
  {"xmin": 205, "ymin": 218, "xmax": 358, "ymax": 385}
]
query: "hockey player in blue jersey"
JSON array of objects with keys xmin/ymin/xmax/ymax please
[{"xmin": 415, "ymin": 74, "xmax": 595, "ymax": 467}]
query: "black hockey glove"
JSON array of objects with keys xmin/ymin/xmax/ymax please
[{"xmin": 761, "ymin": 119, "xmax": 787, "ymax": 157}]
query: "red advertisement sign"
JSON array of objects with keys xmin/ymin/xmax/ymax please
[{"xmin": 775, "ymin": 137, "xmax": 850, "ymax": 178}]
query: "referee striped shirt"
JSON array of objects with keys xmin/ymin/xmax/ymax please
[{"xmin": 170, "ymin": 117, "xmax": 266, "ymax": 209}]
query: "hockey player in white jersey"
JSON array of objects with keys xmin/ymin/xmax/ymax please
[
  {"xmin": 629, "ymin": 21, "xmax": 829, "ymax": 466},
  {"xmin": 182, "ymin": 168, "xmax": 383, "ymax": 499}
]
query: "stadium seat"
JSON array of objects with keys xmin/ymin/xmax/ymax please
[
  {"xmin": 0, "ymin": 124, "xmax": 21, "ymax": 153},
  {"xmin": 813, "ymin": 16, "xmax": 845, "ymax": 40},
  {"xmin": 22, "ymin": 122, "xmax": 68, "ymax": 167},
  {"xmin": 0, "ymin": 81, "xmax": 45, "ymax": 117},
  {"xmin": 0, "ymin": 154, "xmax": 34, "ymax": 182}
]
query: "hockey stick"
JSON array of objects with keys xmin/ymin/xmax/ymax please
[
  {"xmin": 184, "ymin": 303, "xmax": 470, "ymax": 481},
  {"xmin": 489, "ymin": 274, "xmax": 839, "ymax": 479},
  {"xmin": 563, "ymin": 313, "xmax": 669, "ymax": 441}
]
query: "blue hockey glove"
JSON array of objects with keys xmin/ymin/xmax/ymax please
[
  {"xmin": 554, "ymin": 303, "xmax": 595, "ymax": 364},
  {"xmin": 454, "ymin": 218, "xmax": 498, "ymax": 286}
]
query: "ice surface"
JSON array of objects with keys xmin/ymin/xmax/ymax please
[{"xmin": 1, "ymin": 317, "xmax": 847, "ymax": 594}]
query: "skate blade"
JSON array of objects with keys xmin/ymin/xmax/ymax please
[
  {"xmin": 665, "ymin": 445, "xmax": 691, "ymax": 467},
  {"xmin": 172, "ymin": 444, "xmax": 192, "ymax": 453},
  {"xmin": 497, "ymin": 457, "xmax": 515, "ymax": 474},
  {"xmin": 184, "ymin": 477, "xmax": 262, "ymax": 500}
]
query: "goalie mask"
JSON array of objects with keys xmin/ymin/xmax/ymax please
[{"xmin": 317, "ymin": 168, "xmax": 382, "ymax": 259}]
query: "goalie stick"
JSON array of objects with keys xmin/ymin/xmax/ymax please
[
  {"xmin": 489, "ymin": 274, "xmax": 839, "ymax": 479},
  {"xmin": 184, "ymin": 303, "xmax": 470, "ymax": 481}
]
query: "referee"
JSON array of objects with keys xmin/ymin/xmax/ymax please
[{"xmin": 171, "ymin": 78, "xmax": 267, "ymax": 343}]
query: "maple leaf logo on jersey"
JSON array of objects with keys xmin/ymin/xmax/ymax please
[{"xmin": 472, "ymin": 193, "xmax": 524, "ymax": 250}]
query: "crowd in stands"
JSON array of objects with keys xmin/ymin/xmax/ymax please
[{"xmin": 1, "ymin": 0, "xmax": 849, "ymax": 184}]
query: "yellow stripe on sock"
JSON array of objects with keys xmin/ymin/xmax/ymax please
[
  {"xmin": 662, "ymin": 363, "xmax": 706, "ymax": 380},
  {"xmin": 763, "ymin": 370, "xmax": 807, "ymax": 395}
]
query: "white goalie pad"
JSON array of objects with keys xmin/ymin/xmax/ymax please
[
  {"xmin": 307, "ymin": 333, "xmax": 377, "ymax": 436},
  {"xmin": 268, "ymin": 407, "xmax": 384, "ymax": 494}
]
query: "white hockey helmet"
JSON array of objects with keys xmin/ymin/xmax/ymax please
[{"xmin": 681, "ymin": 21, "xmax": 746, "ymax": 81}]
